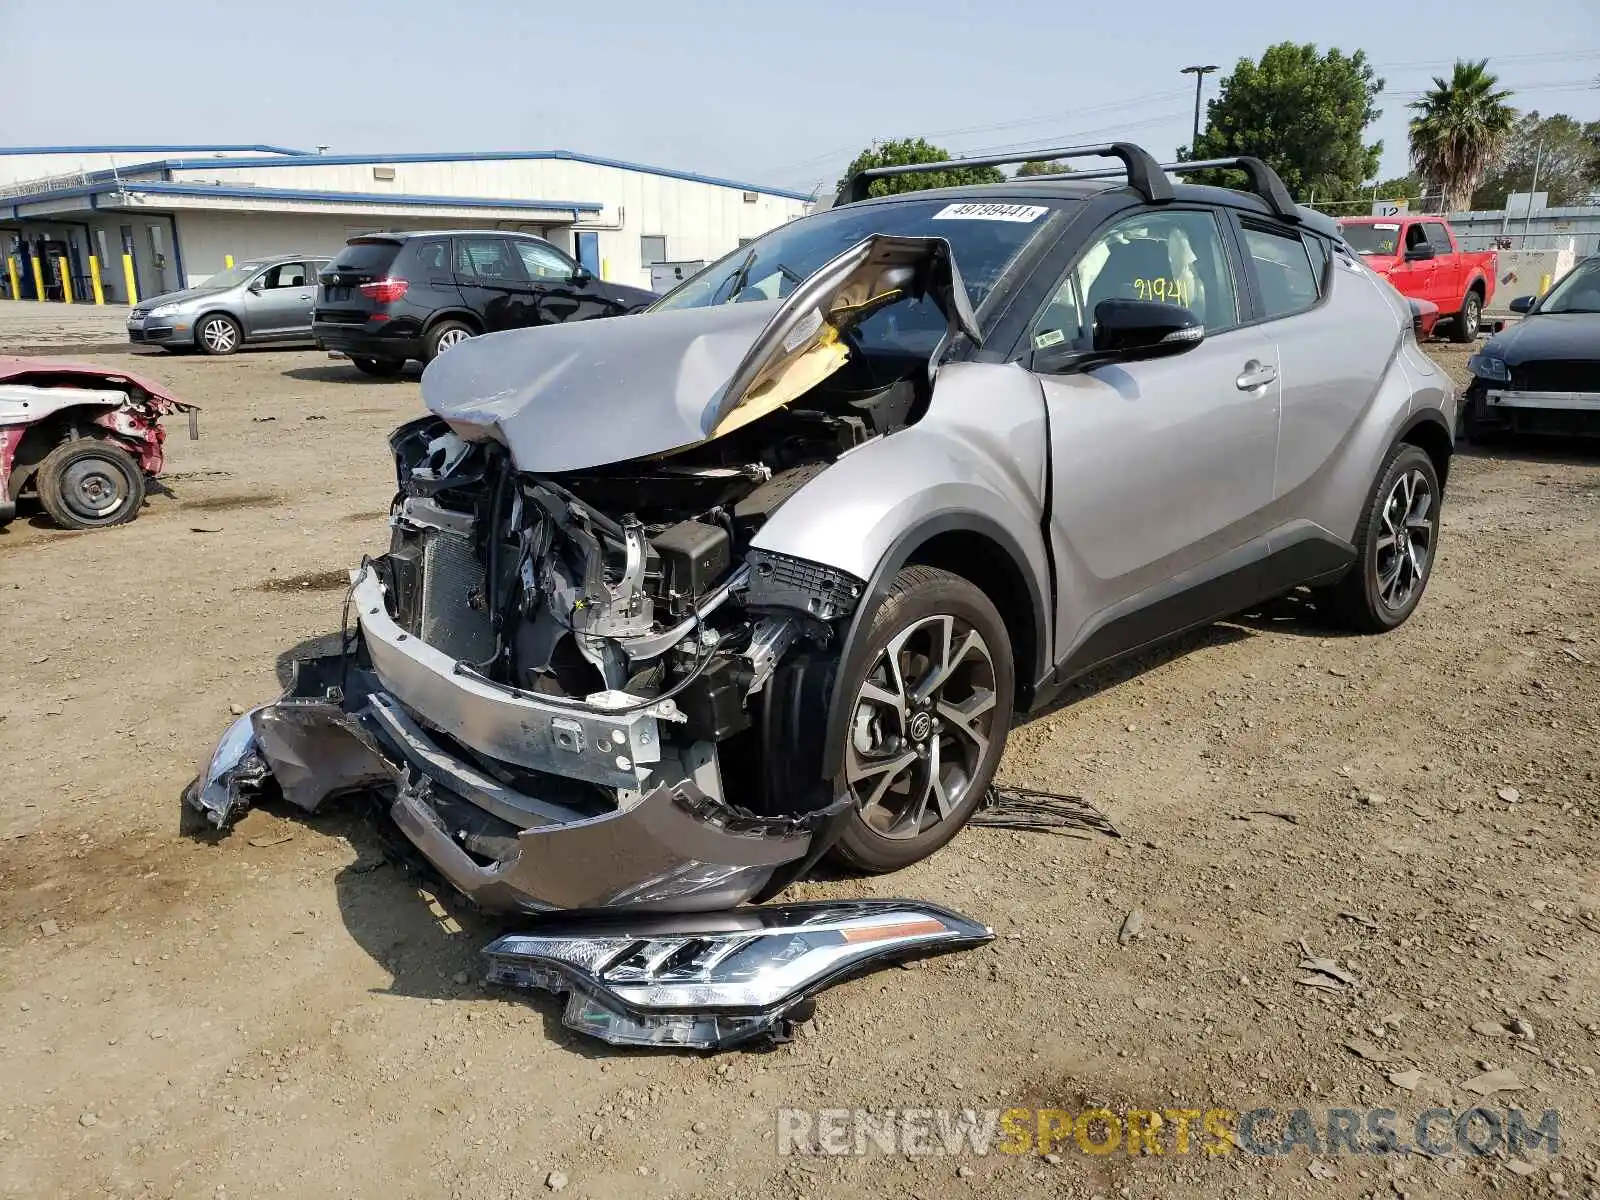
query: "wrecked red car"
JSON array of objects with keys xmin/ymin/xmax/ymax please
[{"xmin": 0, "ymin": 356, "xmax": 198, "ymax": 530}]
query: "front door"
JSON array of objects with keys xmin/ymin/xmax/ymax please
[
  {"xmin": 1024, "ymin": 206, "xmax": 1280, "ymax": 668},
  {"xmin": 1387, "ymin": 223, "xmax": 1436, "ymax": 306},
  {"xmin": 240, "ymin": 261, "xmax": 315, "ymax": 338},
  {"xmin": 510, "ymin": 237, "xmax": 612, "ymax": 326}
]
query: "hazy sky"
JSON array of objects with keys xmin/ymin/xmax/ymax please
[{"xmin": 4, "ymin": 0, "xmax": 1596, "ymax": 197}]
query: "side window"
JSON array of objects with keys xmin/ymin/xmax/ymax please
[
  {"xmin": 1424, "ymin": 223, "xmax": 1453, "ymax": 254},
  {"xmin": 1403, "ymin": 223, "xmax": 1430, "ymax": 253},
  {"xmin": 514, "ymin": 239, "xmax": 577, "ymax": 281},
  {"xmin": 1239, "ymin": 222, "xmax": 1320, "ymax": 320},
  {"xmin": 454, "ymin": 237, "xmax": 521, "ymax": 280},
  {"xmin": 1303, "ymin": 235, "xmax": 1329, "ymax": 292},
  {"xmin": 1030, "ymin": 209, "xmax": 1239, "ymax": 353},
  {"xmin": 262, "ymin": 262, "xmax": 309, "ymax": 289}
]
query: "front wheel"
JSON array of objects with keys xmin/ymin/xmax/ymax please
[
  {"xmin": 828, "ymin": 566, "xmax": 1014, "ymax": 874},
  {"xmin": 1313, "ymin": 444, "xmax": 1440, "ymax": 633},
  {"xmin": 196, "ymin": 313, "xmax": 241, "ymax": 355},
  {"xmin": 36, "ymin": 438, "xmax": 146, "ymax": 530},
  {"xmin": 1449, "ymin": 290, "xmax": 1482, "ymax": 343}
]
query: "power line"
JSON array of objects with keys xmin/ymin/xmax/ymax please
[{"xmin": 1380, "ymin": 77, "xmax": 1600, "ymax": 98}]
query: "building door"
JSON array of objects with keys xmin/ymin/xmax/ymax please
[
  {"xmin": 145, "ymin": 224, "xmax": 171, "ymax": 295},
  {"xmin": 574, "ymin": 231, "xmax": 600, "ymax": 276}
]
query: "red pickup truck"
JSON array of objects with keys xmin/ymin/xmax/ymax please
[{"xmin": 1336, "ymin": 215, "xmax": 1496, "ymax": 343}]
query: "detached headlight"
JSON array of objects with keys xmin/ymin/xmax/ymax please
[
  {"xmin": 148, "ymin": 303, "xmax": 182, "ymax": 318},
  {"xmin": 1467, "ymin": 353, "xmax": 1509, "ymax": 382}
]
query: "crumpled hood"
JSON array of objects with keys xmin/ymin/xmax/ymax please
[
  {"xmin": 419, "ymin": 234, "xmax": 980, "ymax": 474},
  {"xmin": 1484, "ymin": 312, "xmax": 1600, "ymax": 365},
  {"xmin": 421, "ymin": 301, "xmax": 781, "ymax": 473}
]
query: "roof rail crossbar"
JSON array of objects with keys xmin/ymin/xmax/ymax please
[
  {"xmin": 836, "ymin": 142, "xmax": 1174, "ymax": 207},
  {"xmin": 1014, "ymin": 155, "xmax": 1300, "ymax": 222}
]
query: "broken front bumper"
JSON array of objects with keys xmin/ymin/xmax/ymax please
[{"xmin": 185, "ymin": 566, "xmax": 843, "ymax": 914}]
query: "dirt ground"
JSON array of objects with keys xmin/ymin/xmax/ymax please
[{"xmin": 1, "ymin": 338, "xmax": 1596, "ymax": 1200}]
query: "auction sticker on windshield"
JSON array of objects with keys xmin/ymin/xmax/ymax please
[{"xmin": 932, "ymin": 203, "xmax": 1049, "ymax": 223}]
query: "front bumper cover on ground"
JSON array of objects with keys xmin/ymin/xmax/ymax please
[
  {"xmin": 481, "ymin": 899, "xmax": 994, "ymax": 1050},
  {"xmin": 183, "ymin": 652, "xmax": 842, "ymax": 915}
]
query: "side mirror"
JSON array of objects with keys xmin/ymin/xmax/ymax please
[
  {"xmin": 1404, "ymin": 243, "xmax": 1436, "ymax": 261},
  {"xmin": 247, "ymin": 278, "xmax": 265, "ymax": 293},
  {"xmin": 1508, "ymin": 294, "xmax": 1535, "ymax": 314},
  {"xmin": 1092, "ymin": 298, "xmax": 1205, "ymax": 358},
  {"xmin": 570, "ymin": 264, "xmax": 593, "ymax": 284}
]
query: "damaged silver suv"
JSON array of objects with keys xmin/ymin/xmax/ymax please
[{"xmin": 189, "ymin": 143, "xmax": 1454, "ymax": 916}]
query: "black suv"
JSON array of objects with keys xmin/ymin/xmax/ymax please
[{"xmin": 312, "ymin": 230, "xmax": 657, "ymax": 376}]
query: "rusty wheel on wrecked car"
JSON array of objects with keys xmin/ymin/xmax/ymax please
[
  {"xmin": 35, "ymin": 438, "xmax": 146, "ymax": 530},
  {"xmin": 828, "ymin": 566, "xmax": 1014, "ymax": 874}
]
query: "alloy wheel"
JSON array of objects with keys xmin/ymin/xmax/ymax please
[
  {"xmin": 201, "ymin": 318, "xmax": 237, "ymax": 353},
  {"xmin": 1374, "ymin": 468, "xmax": 1434, "ymax": 611},
  {"xmin": 845, "ymin": 614, "xmax": 999, "ymax": 840},
  {"xmin": 435, "ymin": 327, "xmax": 471, "ymax": 353}
]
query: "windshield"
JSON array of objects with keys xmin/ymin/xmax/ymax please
[
  {"xmin": 1537, "ymin": 258, "xmax": 1600, "ymax": 315},
  {"xmin": 651, "ymin": 197, "xmax": 1069, "ymax": 357},
  {"xmin": 200, "ymin": 262, "xmax": 269, "ymax": 290},
  {"xmin": 1338, "ymin": 222, "xmax": 1401, "ymax": 256}
]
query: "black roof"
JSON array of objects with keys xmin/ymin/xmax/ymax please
[{"xmin": 346, "ymin": 228, "xmax": 553, "ymax": 242}]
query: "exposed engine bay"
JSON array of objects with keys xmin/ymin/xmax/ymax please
[{"xmin": 186, "ymin": 234, "xmax": 981, "ymax": 916}]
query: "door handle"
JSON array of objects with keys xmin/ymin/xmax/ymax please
[{"xmin": 1236, "ymin": 360, "xmax": 1277, "ymax": 390}]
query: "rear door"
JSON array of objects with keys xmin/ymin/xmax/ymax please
[
  {"xmin": 451, "ymin": 235, "xmax": 527, "ymax": 333},
  {"xmin": 1422, "ymin": 221, "xmax": 1459, "ymax": 307},
  {"xmin": 1025, "ymin": 205, "xmax": 1280, "ymax": 667},
  {"xmin": 240, "ymin": 261, "xmax": 314, "ymax": 337}
]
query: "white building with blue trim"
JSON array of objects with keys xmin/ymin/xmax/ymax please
[{"xmin": 0, "ymin": 144, "xmax": 813, "ymax": 303}]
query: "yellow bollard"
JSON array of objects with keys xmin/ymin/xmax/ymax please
[
  {"xmin": 600, "ymin": 257, "xmax": 610, "ymax": 281},
  {"xmin": 31, "ymin": 255, "xmax": 46, "ymax": 303},
  {"xmin": 5, "ymin": 256, "xmax": 19, "ymax": 300},
  {"xmin": 89, "ymin": 256, "xmax": 105, "ymax": 305},
  {"xmin": 56, "ymin": 257, "xmax": 72, "ymax": 303},
  {"xmin": 122, "ymin": 254, "xmax": 139, "ymax": 306},
  {"xmin": 1538, "ymin": 273, "xmax": 1552, "ymax": 295},
  {"xmin": 224, "ymin": 254, "xmax": 234, "ymax": 269}
]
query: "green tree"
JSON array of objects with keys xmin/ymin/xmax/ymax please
[
  {"xmin": 1015, "ymin": 159, "xmax": 1071, "ymax": 177},
  {"xmin": 1408, "ymin": 59, "xmax": 1515, "ymax": 212},
  {"xmin": 1184, "ymin": 43, "xmax": 1384, "ymax": 201},
  {"xmin": 1471, "ymin": 111, "xmax": 1600, "ymax": 209},
  {"xmin": 838, "ymin": 137, "xmax": 1005, "ymax": 198}
]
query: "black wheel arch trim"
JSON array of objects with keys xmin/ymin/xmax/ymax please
[
  {"xmin": 1397, "ymin": 408, "xmax": 1455, "ymax": 488},
  {"xmin": 818, "ymin": 510, "xmax": 1050, "ymax": 780},
  {"xmin": 424, "ymin": 310, "xmax": 483, "ymax": 337}
]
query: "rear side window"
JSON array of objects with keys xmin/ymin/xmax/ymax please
[
  {"xmin": 329, "ymin": 240, "xmax": 401, "ymax": 273},
  {"xmin": 402, "ymin": 239, "xmax": 450, "ymax": 275},
  {"xmin": 454, "ymin": 237, "xmax": 521, "ymax": 280},
  {"xmin": 1240, "ymin": 222, "xmax": 1320, "ymax": 320}
]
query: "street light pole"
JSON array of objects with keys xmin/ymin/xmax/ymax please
[{"xmin": 1180, "ymin": 64, "xmax": 1219, "ymax": 153}]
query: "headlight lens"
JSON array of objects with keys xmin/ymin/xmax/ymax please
[
  {"xmin": 1467, "ymin": 353, "xmax": 1509, "ymax": 382},
  {"xmin": 148, "ymin": 303, "xmax": 182, "ymax": 318}
]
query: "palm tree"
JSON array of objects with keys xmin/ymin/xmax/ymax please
[{"xmin": 1408, "ymin": 59, "xmax": 1516, "ymax": 212}]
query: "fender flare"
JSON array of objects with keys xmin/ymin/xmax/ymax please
[
  {"xmin": 1397, "ymin": 407, "xmax": 1455, "ymax": 486},
  {"xmin": 818, "ymin": 509, "xmax": 1051, "ymax": 780}
]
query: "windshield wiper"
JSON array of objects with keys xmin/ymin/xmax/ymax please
[{"xmin": 719, "ymin": 247, "xmax": 758, "ymax": 304}]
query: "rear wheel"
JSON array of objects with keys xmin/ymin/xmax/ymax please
[
  {"xmin": 828, "ymin": 566, "xmax": 1014, "ymax": 874},
  {"xmin": 36, "ymin": 438, "xmax": 146, "ymax": 530},
  {"xmin": 1313, "ymin": 444, "xmax": 1440, "ymax": 633},
  {"xmin": 196, "ymin": 313, "xmax": 241, "ymax": 355},
  {"xmin": 1449, "ymin": 290, "xmax": 1482, "ymax": 343},
  {"xmin": 425, "ymin": 320, "xmax": 473, "ymax": 361},
  {"xmin": 351, "ymin": 356, "xmax": 405, "ymax": 377}
]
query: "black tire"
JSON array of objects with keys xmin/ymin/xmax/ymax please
[
  {"xmin": 36, "ymin": 438, "xmax": 146, "ymax": 530},
  {"xmin": 351, "ymin": 356, "xmax": 405, "ymax": 378},
  {"xmin": 424, "ymin": 320, "xmax": 474, "ymax": 362},
  {"xmin": 1313, "ymin": 444, "xmax": 1440, "ymax": 633},
  {"xmin": 1449, "ymin": 289, "xmax": 1482, "ymax": 343},
  {"xmin": 196, "ymin": 312, "xmax": 242, "ymax": 355},
  {"xmin": 828, "ymin": 566, "xmax": 1015, "ymax": 874}
]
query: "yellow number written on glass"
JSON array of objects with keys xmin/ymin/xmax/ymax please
[{"xmin": 1132, "ymin": 277, "xmax": 1190, "ymax": 305}]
